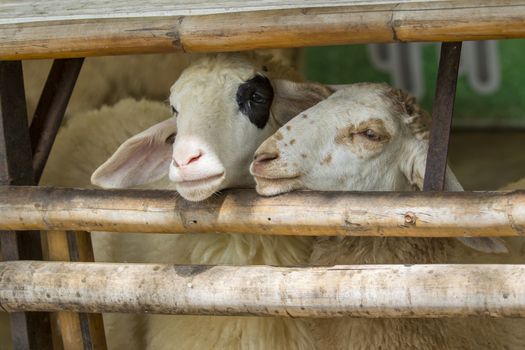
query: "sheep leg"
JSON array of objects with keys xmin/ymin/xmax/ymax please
[{"xmin": 0, "ymin": 60, "xmax": 52, "ymax": 349}]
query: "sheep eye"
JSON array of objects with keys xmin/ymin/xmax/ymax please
[
  {"xmin": 171, "ymin": 106, "xmax": 178, "ymax": 115},
  {"xmin": 165, "ymin": 133, "xmax": 176, "ymax": 145},
  {"xmin": 360, "ymin": 129, "xmax": 381, "ymax": 141},
  {"xmin": 236, "ymin": 75, "xmax": 274, "ymax": 129},
  {"xmin": 250, "ymin": 92, "xmax": 267, "ymax": 104}
]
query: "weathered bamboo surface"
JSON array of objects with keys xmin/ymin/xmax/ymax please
[
  {"xmin": 46, "ymin": 230, "xmax": 107, "ymax": 350},
  {"xmin": 1, "ymin": 0, "xmax": 525, "ymax": 60},
  {"xmin": 0, "ymin": 186, "xmax": 524, "ymax": 237},
  {"xmin": 1, "ymin": 261, "xmax": 524, "ymax": 317}
]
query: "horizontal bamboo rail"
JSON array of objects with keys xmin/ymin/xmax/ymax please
[
  {"xmin": 1, "ymin": 0, "xmax": 525, "ymax": 60},
  {"xmin": 1, "ymin": 261, "xmax": 524, "ymax": 318},
  {"xmin": 0, "ymin": 187, "xmax": 524, "ymax": 237}
]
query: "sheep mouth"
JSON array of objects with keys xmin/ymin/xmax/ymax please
[
  {"xmin": 252, "ymin": 173, "xmax": 300, "ymax": 181},
  {"xmin": 253, "ymin": 175, "xmax": 302, "ymax": 197},
  {"xmin": 249, "ymin": 162, "xmax": 301, "ymax": 181},
  {"xmin": 175, "ymin": 173, "xmax": 225, "ymax": 188}
]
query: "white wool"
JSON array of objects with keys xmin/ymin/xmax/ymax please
[
  {"xmin": 23, "ymin": 54, "xmax": 194, "ymax": 121},
  {"xmin": 0, "ymin": 99, "xmax": 171, "ymax": 350},
  {"xmin": 252, "ymin": 83, "xmax": 525, "ymax": 349},
  {"xmin": 310, "ymin": 237, "xmax": 525, "ymax": 349},
  {"xmin": 37, "ymin": 54, "xmax": 317, "ymax": 350}
]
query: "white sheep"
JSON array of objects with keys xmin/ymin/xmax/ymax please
[
  {"xmin": 251, "ymin": 82, "xmax": 525, "ymax": 349},
  {"xmin": 2, "ymin": 54, "xmax": 519, "ymax": 350},
  {"xmin": 36, "ymin": 53, "xmax": 329, "ymax": 349}
]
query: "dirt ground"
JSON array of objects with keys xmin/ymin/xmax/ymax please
[{"xmin": 449, "ymin": 131, "xmax": 525, "ymax": 190}]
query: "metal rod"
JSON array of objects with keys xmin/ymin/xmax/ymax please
[
  {"xmin": 0, "ymin": 61, "xmax": 52, "ymax": 350},
  {"xmin": 423, "ymin": 42, "xmax": 462, "ymax": 191},
  {"xmin": 30, "ymin": 58, "xmax": 84, "ymax": 183}
]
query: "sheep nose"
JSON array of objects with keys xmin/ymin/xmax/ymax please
[
  {"xmin": 173, "ymin": 151, "xmax": 202, "ymax": 167},
  {"xmin": 253, "ymin": 152, "xmax": 279, "ymax": 165}
]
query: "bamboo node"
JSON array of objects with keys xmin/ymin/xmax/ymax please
[{"xmin": 404, "ymin": 212, "xmax": 416, "ymax": 225}]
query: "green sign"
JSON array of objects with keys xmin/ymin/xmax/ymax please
[{"xmin": 304, "ymin": 40, "xmax": 525, "ymax": 124}]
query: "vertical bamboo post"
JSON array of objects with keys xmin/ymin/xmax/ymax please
[
  {"xmin": 0, "ymin": 60, "xmax": 52, "ymax": 350},
  {"xmin": 47, "ymin": 231, "xmax": 107, "ymax": 350},
  {"xmin": 30, "ymin": 58, "xmax": 107, "ymax": 350}
]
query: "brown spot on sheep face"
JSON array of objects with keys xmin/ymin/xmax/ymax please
[
  {"xmin": 335, "ymin": 127, "xmax": 350, "ymax": 145},
  {"xmin": 335, "ymin": 118, "xmax": 391, "ymax": 153},
  {"xmin": 302, "ymin": 114, "xmax": 308, "ymax": 119},
  {"xmin": 321, "ymin": 154, "xmax": 332, "ymax": 165},
  {"xmin": 274, "ymin": 132, "xmax": 284, "ymax": 141},
  {"xmin": 286, "ymin": 125, "xmax": 291, "ymax": 131},
  {"xmin": 290, "ymin": 139, "xmax": 296, "ymax": 145},
  {"xmin": 301, "ymin": 153, "xmax": 307, "ymax": 159}
]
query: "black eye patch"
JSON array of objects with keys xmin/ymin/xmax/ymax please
[{"xmin": 236, "ymin": 75, "xmax": 274, "ymax": 129}]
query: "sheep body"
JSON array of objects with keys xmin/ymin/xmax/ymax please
[
  {"xmin": 2, "ymin": 50, "xmax": 304, "ymax": 350},
  {"xmin": 41, "ymin": 100, "xmax": 315, "ymax": 350},
  {"xmin": 23, "ymin": 54, "xmax": 193, "ymax": 120},
  {"xmin": 310, "ymin": 236, "xmax": 525, "ymax": 349},
  {"xmin": 252, "ymin": 83, "xmax": 525, "ymax": 350},
  {"xmin": 38, "ymin": 54, "xmax": 316, "ymax": 349}
]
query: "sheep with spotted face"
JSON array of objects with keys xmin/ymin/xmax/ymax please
[
  {"xmin": 37, "ymin": 53, "xmax": 331, "ymax": 350},
  {"xmin": 252, "ymin": 83, "xmax": 507, "ymax": 254},
  {"xmin": 251, "ymin": 83, "xmax": 525, "ymax": 349}
]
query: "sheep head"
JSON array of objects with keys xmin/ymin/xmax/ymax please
[
  {"xmin": 251, "ymin": 83, "xmax": 507, "ymax": 254},
  {"xmin": 251, "ymin": 83, "xmax": 424, "ymax": 194},
  {"xmin": 91, "ymin": 53, "xmax": 332, "ymax": 201}
]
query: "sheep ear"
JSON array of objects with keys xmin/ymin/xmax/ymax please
[
  {"xmin": 271, "ymin": 80, "xmax": 334, "ymax": 126},
  {"xmin": 401, "ymin": 145, "xmax": 508, "ymax": 254},
  {"xmin": 91, "ymin": 118, "xmax": 176, "ymax": 188}
]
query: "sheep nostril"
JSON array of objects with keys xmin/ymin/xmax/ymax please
[
  {"xmin": 187, "ymin": 153, "xmax": 202, "ymax": 165},
  {"xmin": 254, "ymin": 152, "xmax": 279, "ymax": 164},
  {"xmin": 173, "ymin": 151, "xmax": 202, "ymax": 168}
]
